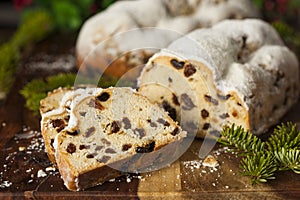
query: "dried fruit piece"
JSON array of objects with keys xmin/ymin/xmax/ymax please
[{"xmin": 67, "ymin": 143, "xmax": 76, "ymax": 154}]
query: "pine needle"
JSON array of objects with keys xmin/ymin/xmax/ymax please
[
  {"xmin": 267, "ymin": 122, "xmax": 300, "ymax": 151},
  {"xmin": 240, "ymin": 152, "xmax": 277, "ymax": 185},
  {"xmin": 218, "ymin": 123, "xmax": 300, "ymax": 185},
  {"xmin": 274, "ymin": 148, "xmax": 300, "ymax": 173},
  {"xmin": 218, "ymin": 124, "xmax": 265, "ymax": 154}
]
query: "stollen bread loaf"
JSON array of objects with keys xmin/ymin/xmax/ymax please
[
  {"xmin": 138, "ymin": 19, "xmax": 299, "ymax": 138},
  {"xmin": 40, "ymin": 87, "xmax": 186, "ymax": 191},
  {"xmin": 76, "ymin": 0, "xmax": 259, "ymax": 80}
]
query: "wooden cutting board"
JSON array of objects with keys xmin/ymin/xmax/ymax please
[{"xmin": 0, "ymin": 33, "xmax": 300, "ymax": 200}]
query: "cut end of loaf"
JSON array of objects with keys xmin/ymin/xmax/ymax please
[{"xmin": 138, "ymin": 55, "xmax": 250, "ymax": 138}]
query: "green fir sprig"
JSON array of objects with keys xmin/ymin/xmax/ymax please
[
  {"xmin": 218, "ymin": 125, "xmax": 265, "ymax": 154},
  {"xmin": 267, "ymin": 122, "xmax": 300, "ymax": 151},
  {"xmin": 240, "ymin": 152, "xmax": 277, "ymax": 184},
  {"xmin": 275, "ymin": 148, "xmax": 300, "ymax": 174},
  {"xmin": 218, "ymin": 123, "xmax": 300, "ymax": 184}
]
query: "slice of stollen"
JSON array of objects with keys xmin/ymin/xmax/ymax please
[
  {"xmin": 40, "ymin": 86, "xmax": 101, "ymax": 163},
  {"xmin": 53, "ymin": 87, "xmax": 187, "ymax": 191}
]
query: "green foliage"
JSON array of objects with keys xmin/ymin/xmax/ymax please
[
  {"xmin": 20, "ymin": 73, "xmax": 76, "ymax": 112},
  {"xmin": 289, "ymin": 0, "xmax": 300, "ymax": 8},
  {"xmin": 12, "ymin": 9, "xmax": 54, "ymax": 47},
  {"xmin": 272, "ymin": 21, "xmax": 300, "ymax": 53},
  {"xmin": 27, "ymin": 0, "xmax": 118, "ymax": 32},
  {"xmin": 267, "ymin": 122, "xmax": 300, "ymax": 152},
  {"xmin": 218, "ymin": 123, "xmax": 300, "ymax": 184},
  {"xmin": 275, "ymin": 148, "xmax": 300, "ymax": 174},
  {"xmin": 0, "ymin": 43, "xmax": 19, "ymax": 94},
  {"xmin": 0, "ymin": 0, "xmax": 118, "ymax": 97},
  {"xmin": 252, "ymin": 0, "xmax": 264, "ymax": 9},
  {"xmin": 0, "ymin": 10, "xmax": 53, "ymax": 97},
  {"xmin": 31, "ymin": 0, "xmax": 94, "ymax": 31},
  {"xmin": 267, "ymin": 123, "xmax": 300, "ymax": 174},
  {"xmin": 20, "ymin": 73, "xmax": 133, "ymax": 113},
  {"xmin": 240, "ymin": 152, "xmax": 277, "ymax": 184},
  {"xmin": 218, "ymin": 125, "xmax": 265, "ymax": 154},
  {"xmin": 51, "ymin": 1, "xmax": 82, "ymax": 31}
]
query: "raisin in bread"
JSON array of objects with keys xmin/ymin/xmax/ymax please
[
  {"xmin": 76, "ymin": 0, "xmax": 259, "ymax": 80},
  {"xmin": 45, "ymin": 87, "xmax": 186, "ymax": 191},
  {"xmin": 138, "ymin": 19, "xmax": 299, "ymax": 138},
  {"xmin": 40, "ymin": 86, "xmax": 100, "ymax": 163}
]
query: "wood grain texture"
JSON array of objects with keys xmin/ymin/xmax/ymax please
[{"xmin": 138, "ymin": 161, "xmax": 182, "ymax": 200}]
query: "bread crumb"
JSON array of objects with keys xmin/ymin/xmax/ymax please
[
  {"xmin": 18, "ymin": 146, "xmax": 25, "ymax": 151},
  {"xmin": 0, "ymin": 180, "xmax": 12, "ymax": 188},
  {"xmin": 203, "ymin": 155, "xmax": 219, "ymax": 168},
  {"xmin": 45, "ymin": 166, "xmax": 56, "ymax": 172},
  {"xmin": 37, "ymin": 169, "xmax": 47, "ymax": 178}
]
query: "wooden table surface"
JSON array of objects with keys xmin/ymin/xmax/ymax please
[{"xmin": 0, "ymin": 33, "xmax": 300, "ymax": 200}]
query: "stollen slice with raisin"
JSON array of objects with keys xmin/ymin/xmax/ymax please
[
  {"xmin": 53, "ymin": 87, "xmax": 187, "ymax": 191},
  {"xmin": 40, "ymin": 86, "xmax": 101, "ymax": 163}
]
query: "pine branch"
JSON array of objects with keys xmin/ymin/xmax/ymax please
[
  {"xmin": 218, "ymin": 124, "xmax": 265, "ymax": 154},
  {"xmin": 218, "ymin": 123, "xmax": 300, "ymax": 185},
  {"xmin": 267, "ymin": 122, "xmax": 300, "ymax": 152},
  {"xmin": 240, "ymin": 152, "xmax": 277, "ymax": 184},
  {"xmin": 274, "ymin": 148, "xmax": 300, "ymax": 174}
]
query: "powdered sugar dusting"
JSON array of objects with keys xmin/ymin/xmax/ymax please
[{"xmin": 0, "ymin": 126, "xmax": 58, "ymax": 191}]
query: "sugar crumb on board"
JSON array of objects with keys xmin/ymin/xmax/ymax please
[
  {"xmin": 0, "ymin": 126, "xmax": 57, "ymax": 190},
  {"xmin": 180, "ymin": 146, "xmax": 245, "ymax": 191},
  {"xmin": 1, "ymin": 121, "xmax": 6, "ymax": 127},
  {"xmin": 0, "ymin": 180, "xmax": 12, "ymax": 189},
  {"xmin": 37, "ymin": 169, "xmax": 47, "ymax": 178}
]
